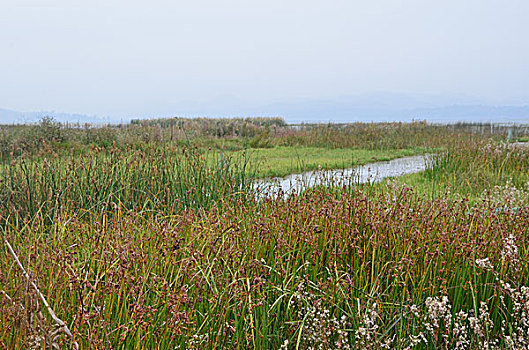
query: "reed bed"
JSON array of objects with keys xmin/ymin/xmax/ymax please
[
  {"xmin": 416, "ymin": 139, "xmax": 529, "ymax": 202},
  {"xmin": 273, "ymin": 122, "xmax": 498, "ymax": 150},
  {"xmin": 2, "ymin": 183, "xmax": 529, "ymax": 348},
  {"xmin": 0, "ymin": 118, "xmax": 508, "ymax": 162},
  {"xmin": 0, "ymin": 145, "xmax": 253, "ymax": 222},
  {"xmin": 1, "ymin": 122, "xmax": 529, "ymax": 349}
]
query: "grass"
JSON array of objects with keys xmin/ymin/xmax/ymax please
[
  {"xmin": 227, "ymin": 146, "xmax": 430, "ymax": 178},
  {"xmin": 0, "ymin": 117, "xmax": 510, "ymax": 162},
  {"xmin": 1, "ymin": 121, "xmax": 529, "ymax": 349},
  {"xmin": 0, "ymin": 145, "xmax": 254, "ymax": 221},
  {"xmin": 2, "ymin": 185, "xmax": 529, "ymax": 348},
  {"xmin": 373, "ymin": 140, "xmax": 529, "ymax": 204}
]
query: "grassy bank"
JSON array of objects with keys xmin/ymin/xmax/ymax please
[
  {"xmin": 374, "ymin": 140, "xmax": 529, "ymax": 205},
  {"xmin": 226, "ymin": 146, "xmax": 430, "ymax": 178}
]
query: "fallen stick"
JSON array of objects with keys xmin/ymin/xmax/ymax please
[
  {"xmin": 4, "ymin": 238, "xmax": 79, "ymax": 349},
  {"xmin": 1, "ymin": 289, "xmax": 15, "ymax": 305}
]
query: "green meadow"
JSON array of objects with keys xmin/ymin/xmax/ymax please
[{"xmin": 220, "ymin": 146, "xmax": 429, "ymax": 178}]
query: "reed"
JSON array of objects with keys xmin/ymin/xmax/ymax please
[
  {"xmin": 0, "ymin": 144, "xmax": 253, "ymax": 222},
  {"xmin": 1, "ymin": 122, "xmax": 529, "ymax": 349},
  {"xmin": 410, "ymin": 139, "xmax": 529, "ymax": 202},
  {"xmin": 1, "ymin": 186, "xmax": 528, "ymax": 348}
]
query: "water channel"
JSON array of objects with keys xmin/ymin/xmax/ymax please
[{"xmin": 253, "ymin": 154, "xmax": 433, "ymax": 197}]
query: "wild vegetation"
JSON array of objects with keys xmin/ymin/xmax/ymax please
[
  {"xmin": 2, "ymin": 117, "xmax": 520, "ymax": 161},
  {"xmin": 385, "ymin": 139, "xmax": 529, "ymax": 204},
  {"xmin": 1, "ymin": 117, "xmax": 529, "ymax": 349}
]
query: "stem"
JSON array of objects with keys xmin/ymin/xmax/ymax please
[{"xmin": 4, "ymin": 238, "xmax": 79, "ymax": 349}]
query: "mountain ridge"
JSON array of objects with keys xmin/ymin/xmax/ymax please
[{"xmin": 2, "ymin": 98, "xmax": 529, "ymax": 124}]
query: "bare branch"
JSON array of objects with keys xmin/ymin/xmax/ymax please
[{"xmin": 4, "ymin": 238, "xmax": 79, "ymax": 349}]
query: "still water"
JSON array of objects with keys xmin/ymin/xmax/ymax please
[{"xmin": 253, "ymin": 154, "xmax": 432, "ymax": 197}]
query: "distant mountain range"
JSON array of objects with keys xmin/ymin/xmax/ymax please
[
  {"xmin": 270, "ymin": 103, "xmax": 529, "ymax": 124},
  {"xmin": 408, "ymin": 105, "xmax": 529, "ymax": 124},
  {"xmin": 2, "ymin": 94, "xmax": 529, "ymax": 124},
  {"xmin": 0, "ymin": 108, "xmax": 113, "ymax": 125},
  {"xmin": 255, "ymin": 93, "xmax": 529, "ymax": 123}
]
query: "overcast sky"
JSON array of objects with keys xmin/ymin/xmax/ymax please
[{"xmin": 1, "ymin": 0, "xmax": 529, "ymax": 119}]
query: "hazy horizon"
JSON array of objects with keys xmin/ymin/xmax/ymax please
[{"xmin": 1, "ymin": 1, "xmax": 529, "ymax": 122}]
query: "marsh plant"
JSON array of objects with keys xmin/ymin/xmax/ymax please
[
  {"xmin": 1, "ymin": 123, "xmax": 529, "ymax": 349},
  {"xmin": 484, "ymin": 180, "xmax": 529, "ymax": 208},
  {"xmin": 2, "ymin": 181, "xmax": 529, "ymax": 348}
]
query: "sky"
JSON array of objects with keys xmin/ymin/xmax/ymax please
[{"xmin": 1, "ymin": 0, "xmax": 529, "ymax": 120}]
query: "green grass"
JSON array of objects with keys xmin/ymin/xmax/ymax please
[
  {"xmin": 226, "ymin": 146, "xmax": 430, "ymax": 178},
  {"xmin": 2, "ymin": 118, "xmax": 508, "ymax": 163},
  {"xmin": 368, "ymin": 140, "xmax": 529, "ymax": 204},
  {"xmin": 0, "ymin": 146, "xmax": 255, "ymax": 221}
]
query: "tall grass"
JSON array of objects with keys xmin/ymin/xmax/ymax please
[
  {"xmin": 2, "ymin": 123, "xmax": 529, "ymax": 348},
  {"xmin": 0, "ymin": 145, "xmax": 253, "ymax": 222},
  {"xmin": 2, "ymin": 119, "xmax": 519, "ymax": 163},
  {"xmin": 420, "ymin": 139, "xmax": 529, "ymax": 200},
  {"xmin": 2, "ymin": 184, "xmax": 529, "ymax": 348},
  {"xmin": 273, "ymin": 122, "xmax": 502, "ymax": 150}
]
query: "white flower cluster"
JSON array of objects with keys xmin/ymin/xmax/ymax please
[
  {"xmin": 424, "ymin": 295, "xmax": 452, "ymax": 334},
  {"xmin": 475, "ymin": 257, "xmax": 494, "ymax": 271},
  {"xmin": 484, "ymin": 179, "xmax": 529, "ymax": 208},
  {"xmin": 354, "ymin": 302, "xmax": 395, "ymax": 349},
  {"xmin": 502, "ymin": 234, "xmax": 520, "ymax": 267},
  {"xmin": 186, "ymin": 333, "xmax": 209, "ymax": 350},
  {"xmin": 286, "ymin": 282, "xmax": 351, "ymax": 350},
  {"xmin": 282, "ymin": 233, "xmax": 529, "ymax": 349},
  {"xmin": 402, "ymin": 298, "xmax": 500, "ymax": 349},
  {"xmin": 354, "ymin": 302, "xmax": 379, "ymax": 349},
  {"xmin": 481, "ymin": 142, "xmax": 521, "ymax": 156},
  {"xmin": 501, "ymin": 284, "xmax": 529, "ymax": 349},
  {"xmin": 399, "ymin": 233, "xmax": 525, "ymax": 350}
]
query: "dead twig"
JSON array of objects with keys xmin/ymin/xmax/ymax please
[{"xmin": 4, "ymin": 238, "xmax": 79, "ymax": 349}]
